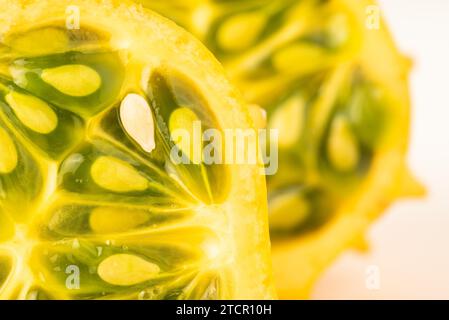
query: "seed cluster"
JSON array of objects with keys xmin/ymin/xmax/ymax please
[{"xmin": 0, "ymin": 24, "xmax": 229, "ymax": 299}]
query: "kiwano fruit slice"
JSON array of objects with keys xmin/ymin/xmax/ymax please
[
  {"xmin": 0, "ymin": 0, "xmax": 275, "ymax": 299},
  {"xmin": 138, "ymin": 0, "xmax": 425, "ymax": 297}
]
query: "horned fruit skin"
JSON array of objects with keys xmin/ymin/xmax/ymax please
[
  {"xmin": 0, "ymin": 0, "xmax": 276, "ymax": 300},
  {"xmin": 269, "ymin": 0, "xmax": 424, "ymax": 298},
  {"xmin": 137, "ymin": 0, "xmax": 425, "ymax": 298}
]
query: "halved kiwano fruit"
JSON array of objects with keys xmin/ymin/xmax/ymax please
[
  {"xmin": 0, "ymin": 0, "xmax": 275, "ymax": 299},
  {"xmin": 139, "ymin": 0, "xmax": 425, "ymax": 297}
]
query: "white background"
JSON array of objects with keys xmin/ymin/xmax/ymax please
[{"xmin": 312, "ymin": 0, "xmax": 449, "ymax": 299}]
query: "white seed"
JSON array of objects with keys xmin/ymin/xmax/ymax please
[{"xmin": 120, "ymin": 93, "xmax": 155, "ymax": 153}]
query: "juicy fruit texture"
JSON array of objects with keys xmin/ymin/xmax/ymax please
[
  {"xmin": 0, "ymin": 0, "xmax": 275, "ymax": 299},
  {"xmin": 139, "ymin": 0, "xmax": 424, "ymax": 297}
]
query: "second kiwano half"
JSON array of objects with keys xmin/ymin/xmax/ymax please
[{"xmin": 138, "ymin": 0, "xmax": 425, "ymax": 298}]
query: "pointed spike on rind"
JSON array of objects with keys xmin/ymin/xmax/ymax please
[
  {"xmin": 397, "ymin": 165, "xmax": 426, "ymax": 198},
  {"xmin": 350, "ymin": 233, "xmax": 370, "ymax": 252}
]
